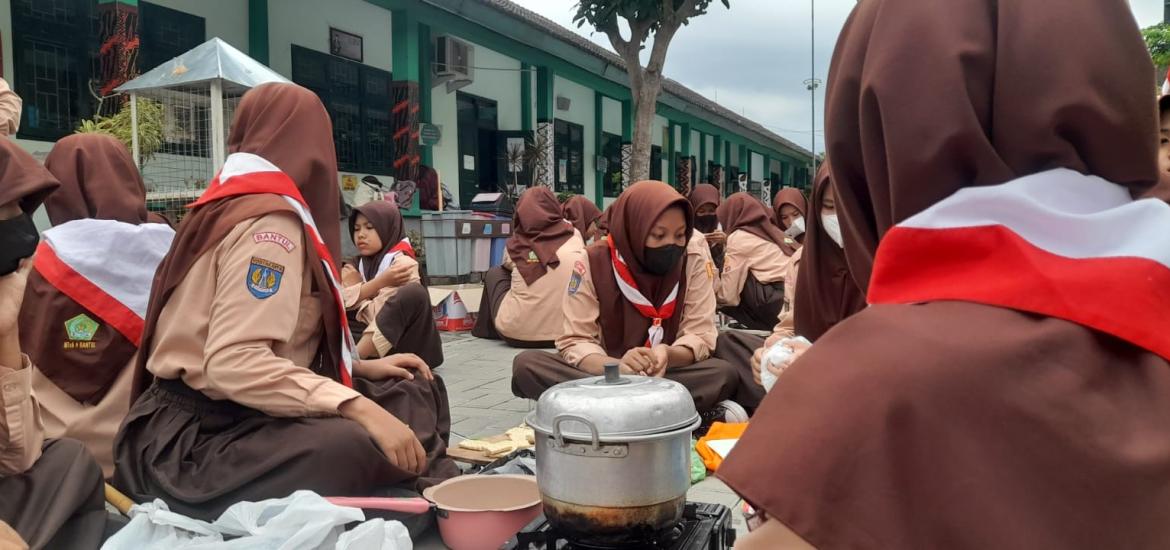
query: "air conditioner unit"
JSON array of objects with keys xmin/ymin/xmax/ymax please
[{"xmin": 434, "ymin": 35, "xmax": 474, "ymax": 93}]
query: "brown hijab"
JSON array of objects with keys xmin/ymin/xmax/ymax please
[
  {"xmin": 687, "ymin": 183, "xmax": 720, "ymax": 213},
  {"xmin": 508, "ymin": 187, "xmax": 575, "ymax": 286},
  {"xmin": 792, "ymin": 165, "xmax": 864, "ymax": 341},
  {"xmin": 0, "ymin": 139, "xmax": 59, "ymax": 214},
  {"xmin": 717, "ymin": 192, "xmax": 793, "ymax": 255},
  {"xmin": 560, "ymin": 195, "xmax": 601, "ymax": 240},
  {"xmin": 350, "ymin": 199, "xmax": 407, "ymax": 282},
  {"xmin": 132, "ymin": 83, "xmax": 345, "ymax": 398},
  {"xmin": 771, "ymin": 187, "xmax": 807, "ymax": 232},
  {"xmin": 43, "ymin": 134, "xmax": 148, "ymax": 225},
  {"xmin": 596, "ymin": 203, "xmax": 612, "ymax": 235},
  {"xmin": 720, "ymin": 1, "xmax": 1167, "ymax": 548},
  {"xmin": 586, "ymin": 180, "xmax": 693, "ymax": 356}
]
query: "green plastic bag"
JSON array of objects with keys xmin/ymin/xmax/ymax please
[{"xmin": 690, "ymin": 442, "xmax": 707, "ymax": 484}]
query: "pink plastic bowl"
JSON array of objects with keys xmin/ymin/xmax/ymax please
[{"xmin": 423, "ymin": 474, "xmax": 543, "ymax": 550}]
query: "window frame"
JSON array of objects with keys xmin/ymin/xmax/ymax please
[
  {"xmin": 554, "ymin": 118, "xmax": 585, "ymax": 194},
  {"xmin": 11, "ymin": 0, "xmax": 96, "ymax": 142},
  {"xmin": 291, "ymin": 44, "xmax": 393, "ymax": 175}
]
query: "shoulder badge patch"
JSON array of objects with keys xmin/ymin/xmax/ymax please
[
  {"xmin": 246, "ymin": 257, "xmax": 285, "ymax": 299},
  {"xmin": 568, "ymin": 271, "xmax": 583, "ymax": 295},
  {"xmin": 253, "ymin": 231, "xmax": 296, "ymax": 252},
  {"xmin": 706, "ymin": 261, "xmax": 716, "ymax": 281},
  {"xmin": 573, "ymin": 260, "xmax": 586, "ymax": 275},
  {"xmin": 63, "ymin": 313, "xmax": 100, "ymax": 349}
]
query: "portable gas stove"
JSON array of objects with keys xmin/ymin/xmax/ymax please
[{"xmin": 504, "ymin": 502, "xmax": 734, "ymax": 550}]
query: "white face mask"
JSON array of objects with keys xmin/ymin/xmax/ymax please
[
  {"xmin": 821, "ymin": 213, "xmax": 844, "ymax": 248},
  {"xmin": 784, "ymin": 216, "xmax": 805, "ymax": 238}
]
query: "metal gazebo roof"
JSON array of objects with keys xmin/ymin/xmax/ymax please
[{"xmin": 115, "ymin": 37, "xmax": 288, "ymax": 94}]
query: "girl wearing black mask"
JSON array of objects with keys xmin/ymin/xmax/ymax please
[
  {"xmin": 0, "ymin": 139, "xmax": 108, "ymax": 550},
  {"xmin": 688, "ymin": 184, "xmax": 725, "ymax": 266},
  {"xmin": 511, "ymin": 181, "xmax": 743, "ymax": 418}
]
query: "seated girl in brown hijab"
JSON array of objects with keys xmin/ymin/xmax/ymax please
[
  {"xmin": 511, "ymin": 181, "xmax": 746, "ymax": 418},
  {"xmin": 473, "ymin": 187, "xmax": 586, "ymax": 348},
  {"xmin": 18, "ymin": 134, "xmax": 175, "ymax": 479},
  {"xmin": 713, "ymin": 192, "xmax": 795, "ymax": 331},
  {"xmin": 561, "ymin": 194, "xmax": 603, "ymax": 244},
  {"xmin": 715, "ymin": 166, "xmax": 864, "ymax": 394},
  {"xmin": 113, "ymin": 83, "xmax": 458, "ymax": 521},
  {"xmin": 688, "ymin": 183, "xmax": 725, "ymax": 267},
  {"xmin": 771, "ymin": 187, "xmax": 807, "ymax": 246},
  {"xmin": 340, "ymin": 200, "xmax": 443, "ymax": 366},
  {"xmin": 0, "ymin": 139, "xmax": 107, "ymax": 550},
  {"xmin": 721, "ymin": 0, "xmax": 1170, "ymax": 547}
]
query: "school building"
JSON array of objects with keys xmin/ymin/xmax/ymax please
[{"xmin": 2, "ymin": 0, "xmax": 811, "ymax": 211}]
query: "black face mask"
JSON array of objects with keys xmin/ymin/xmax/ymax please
[
  {"xmin": 0, "ymin": 213, "xmax": 39, "ymax": 277},
  {"xmin": 642, "ymin": 244, "xmax": 685, "ymax": 276},
  {"xmin": 695, "ymin": 214, "xmax": 718, "ymax": 233}
]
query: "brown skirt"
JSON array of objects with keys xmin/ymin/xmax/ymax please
[
  {"xmin": 511, "ymin": 350, "xmax": 738, "ymax": 412},
  {"xmin": 471, "ymin": 266, "xmax": 554, "ymax": 348},
  {"xmin": 373, "ymin": 282, "xmax": 445, "ymax": 366},
  {"xmin": 719, "ymin": 274, "xmax": 784, "ymax": 331},
  {"xmin": 0, "ymin": 439, "xmax": 107, "ymax": 550},
  {"xmin": 112, "ymin": 375, "xmax": 460, "ymax": 521},
  {"xmin": 712, "ymin": 330, "xmax": 768, "ymax": 410}
]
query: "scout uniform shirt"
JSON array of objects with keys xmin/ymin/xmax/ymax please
[
  {"xmin": 495, "ymin": 231, "xmax": 587, "ymax": 343},
  {"xmin": 556, "ymin": 241, "xmax": 719, "ymax": 366},
  {"xmin": 31, "ymin": 359, "xmax": 131, "ymax": 477},
  {"xmin": 0, "ymin": 78, "xmax": 20, "ymax": 136},
  {"xmin": 716, "ymin": 230, "xmax": 791, "ymax": 307},
  {"xmin": 0, "ymin": 356, "xmax": 43, "ymax": 475},
  {"xmin": 340, "ymin": 256, "xmax": 422, "ymax": 357},
  {"xmin": 146, "ymin": 212, "xmax": 359, "ymax": 416},
  {"xmin": 688, "ymin": 229, "xmax": 719, "ymax": 293},
  {"xmin": 771, "ymin": 247, "xmax": 803, "ymax": 339}
]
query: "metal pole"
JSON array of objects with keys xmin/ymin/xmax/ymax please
[
  {"xmin": 811, "ymin": 0, "xmax": 816, "ymax": 172},
  {"xmin": 209, "ymin": 79, "xmax": 226, "ymax": 178},
  {"xmin": 130, "ymin": 93, "xmax": 140, "ymax": 167}
]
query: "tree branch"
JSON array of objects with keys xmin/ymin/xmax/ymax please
[{"xmin": 601, "ymin": 16, "xmax": 631, "ymax": 57}]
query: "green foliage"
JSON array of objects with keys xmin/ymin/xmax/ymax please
[
  {"xmin": 556, "ymin": 191, "xmax": 576, "ymax": 203},
  {"xmin": 573, "ymin": 0, "xmax": 730, "ymax": 34},
  {"xmin": 1143, "ymin": 23, "xmax": 1170, "ymax": 68},
  {"xmin": 75, "ymin": 97, "xmax": 165, "ymax": 165}
]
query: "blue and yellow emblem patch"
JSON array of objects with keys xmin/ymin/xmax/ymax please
[{"xmin": 246, "ymin": 256, "xmax": 285, "ymax": 299}]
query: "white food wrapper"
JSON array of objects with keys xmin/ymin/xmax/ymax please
[{"xmin": 760, "ymin": 336, "xmax": 812, "ymax": 392}]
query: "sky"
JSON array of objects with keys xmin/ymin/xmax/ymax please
[{"xmin": 511, "ymin": 0, "xmax": 1166, "ymax": 156}]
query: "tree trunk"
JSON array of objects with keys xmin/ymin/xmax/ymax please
[{"xmin": 629, "ymin": 81, "xmax": 660, "ymax": 183}]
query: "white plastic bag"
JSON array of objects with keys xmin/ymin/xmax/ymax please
[
  {"xmin": 760, "ymin": 337, "xmax": 812, "ymax": 392},
  {"xmin": 101, "ymin": 490, "xmax": 412, "ymax": 550},
  {"xmin": 335, "ymin": 519, "xmax": 412, "ymax": 550}
]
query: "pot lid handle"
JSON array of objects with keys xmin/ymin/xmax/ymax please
[{"xmin": 598, "ymin": 362, "xmax": 631, "ymax": 386}]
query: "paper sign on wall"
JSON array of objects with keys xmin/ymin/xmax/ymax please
[
  {"xmin": 463, "ymin": 155, "xmax": 476, "ymax": 171},
  {"xmin": 341, "ymin": 174, "xmax": 358, "ymax": 191}
]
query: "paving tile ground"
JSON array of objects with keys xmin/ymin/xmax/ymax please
[{"xmin": 412, "ymin": 331, "xmax": 746, "ymax": 548}]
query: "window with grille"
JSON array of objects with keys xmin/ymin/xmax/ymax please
[
  {"xmin": 138, "ymin": 2, "xmax": 205, "ymax": 75},
  {"xmin": 650, "ymin": 144, "xmax": 662, "ymax": 181},
  {"xmin": 11, "ymin": 1, "xmax": 209, "ymax": 142},
  {"xmin": 601, "ymin": 132, "xmax": 622, "ymax": 198},
  {"xmin": 554, "ymin": 119, "xmax": 584, "ymax": 194},
  {"xmin": 11, "ymin": 0, "xmax": 96, "ymax": 141},
  {"xmin": 292, "ymin": 45, "xmax": 392, "ymax": 174}
]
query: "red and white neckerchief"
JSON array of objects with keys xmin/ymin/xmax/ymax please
[
  {"xmin": 34, "ymin": 219, "xmax": 175, "ymax": 346},
  {"xmin": 192, "ymin": 152, "xmax": 355, "ymax": 386},
  {"xmin": 358, "ymin": 238, "xmax": 416, "ymax": 283},
  {"xmin": 608, "ymin": 237, "xmax": 679, "ymax": 347},
  {"xmin": 869, "ymin": 168, "xmax": 1170, "ymax": 361}
]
